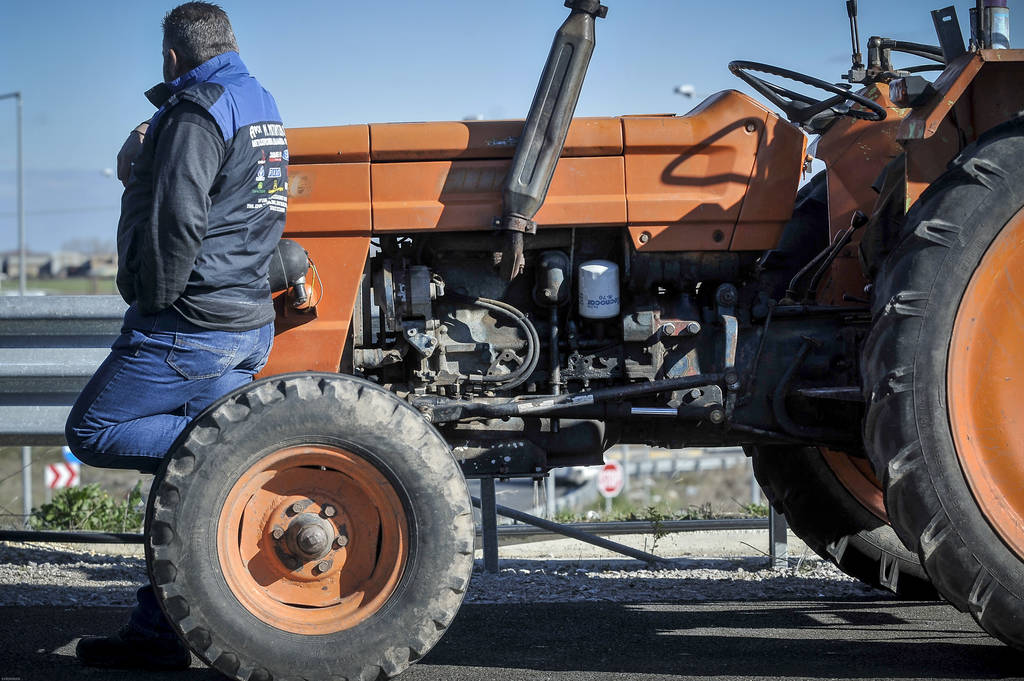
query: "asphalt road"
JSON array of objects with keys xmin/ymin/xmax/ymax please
[{"xmin": 0, "ymin": 599, "xmax": 1014, "ymax": 681}]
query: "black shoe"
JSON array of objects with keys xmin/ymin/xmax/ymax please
[{"xmin": 76, "ymin": 625, "xmax": 191, "ymax": 671}]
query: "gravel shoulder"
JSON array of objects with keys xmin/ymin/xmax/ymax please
[{"xmin": 0, "ymin": 529, "xmax": 886, "ymax": 608}]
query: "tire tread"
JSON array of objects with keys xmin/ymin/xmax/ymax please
[{"xmin": 861, "ymin": 116, "xmax": 1024, "ymax": 647}]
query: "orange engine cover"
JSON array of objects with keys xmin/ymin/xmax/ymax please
[
  {"xmin": 285, "ymin": 89, "xmax": 805, "ymax": 250},
  {"xmin": 261, "ymin": 90, "xmax": 805, "ymax": 375}
]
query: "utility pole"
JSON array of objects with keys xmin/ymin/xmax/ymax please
[
  {"xmin": 0, "ymin": 91, "xmax": 25, "ymax": 294},
  {"xmin": 2, "ymin": 92, "xmax": 29, "ymax": 524}
]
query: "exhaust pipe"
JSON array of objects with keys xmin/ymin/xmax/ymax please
[{"xmin": 497, "ymin": 0, "xmax": 607, "ymax": 280}]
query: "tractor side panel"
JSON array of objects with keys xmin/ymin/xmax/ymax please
[
  {"xmin": 368, "ymin": 117, "xmax": 623, "ymax": 161},
  {"xmin": 370, "ymin": 156, "xmax": 627, "ymax": 232},
  {"xmin": 260, "ymin": 135, "xmax": 372, "ymax": 376},
  {"xmin": 287, "ymin": 124, "xmax": 370, "ymax": 164},
  {"xmin": 622, "ymin": 90, "xmax": 801, "ymax": 252},
  {"xmin": 731, "ymin": 110, "xmax": 807, "ymax": 250}
]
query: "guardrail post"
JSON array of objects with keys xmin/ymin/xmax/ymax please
[
  {"xmin": 480, "ymin": 477, "xmax": 499, "ymax": 573},
  {"xmin": 750, "ymin": 460, "xmax": 761, "ymax": 506},
  {"xmin": 544, "ymin": 473, "xmax": 556, "ymax": 519},
  {"xmin": 20, "ymin": 446, "xmax": 31, "ymax": 528},
  {"xmin": 769, "ymin": 506, "xmax": 788, "ymax": 568}
]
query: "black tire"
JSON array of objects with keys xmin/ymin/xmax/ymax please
[
  {"xmin": 750, "ymin": 446, "xmax": 935, "ymax": 598},
  {"xmin": 145, "ymin": 373, "xmax": 474, "ymax": 680},
  {"xmin": 862, "ymin": 117, "xmax": 1024, "ymax": 647}
]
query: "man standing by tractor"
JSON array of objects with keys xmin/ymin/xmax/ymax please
[{"xmin": 64, "ymin": 2, "xmax": 288, "ymax": 670}]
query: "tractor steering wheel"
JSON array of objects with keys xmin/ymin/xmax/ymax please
[{"xmin": 729, "ymin": 60, "xmax": 886, "ymax": 127}]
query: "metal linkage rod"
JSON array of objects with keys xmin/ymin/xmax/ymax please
[
  {"xmin": 471, "ymin": 496, "xmax": 669, "ymax": 565},
  {"xmin": 490, "ymin": 517, "xmax": 768, "ymax": 544}
]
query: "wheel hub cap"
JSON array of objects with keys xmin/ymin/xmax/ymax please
[
  {"xmin": 217, "ymin": 445, "xmax": 409, "ymax": 635},
  {"xmin": 286, "ymin": 513, "xmax": 335, "ymax": 560}
]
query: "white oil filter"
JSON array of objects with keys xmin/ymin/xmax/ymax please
[{"xmin": 578, "ymin": 260, "xmax": 620, "ymax": 319}]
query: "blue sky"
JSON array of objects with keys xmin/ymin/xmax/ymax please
[{"xmin": 0, "ymin": 0, "xmax": 1017, "ymax": 253}]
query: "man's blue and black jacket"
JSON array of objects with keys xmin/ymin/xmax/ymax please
[{"xmin": 117, "ymin": 50, "xmax": 288, "ymax": 330}]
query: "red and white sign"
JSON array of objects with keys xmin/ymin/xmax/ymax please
[
  {"xmin": 45, "ymin": 462, "xmax": 80, "ymax": 490},
  {"xmin": 598, "ymin": 461, "xmax": 624, "ymax": 498}
]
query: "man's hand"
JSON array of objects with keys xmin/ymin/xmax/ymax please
[{"xmin": 116, "ymin": 122, "xmax": 149, "ymax": 186}]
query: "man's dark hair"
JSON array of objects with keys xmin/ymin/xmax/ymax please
[{"xmin": 162, "ymin": 2, "xmax": 239, "ymax": 70}]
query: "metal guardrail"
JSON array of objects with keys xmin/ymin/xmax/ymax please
[
  {"xmin": 0, "ymin": 295, "xmax": 126, "ymax": 444},
  {"xmin": 624, "ymin": 450, "xmax": 747, "ymax": 476},
  {"xmin": 0, "ymin": 518, "xmax": 769, "ymax": 547}
]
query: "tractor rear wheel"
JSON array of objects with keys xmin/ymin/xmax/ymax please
[
  {"xmin": 750, "ymin": 446, "xmax": 934, "ymax": 598},
  {"xmin": 145, "ymin": 373, "xmax": 474, "ymax": 681},
  {"xmin": 862, "ymin": 117, "xmax": 1024, "ymax": 648}
]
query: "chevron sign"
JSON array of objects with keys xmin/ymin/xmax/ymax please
[{"xmin": 45, "ymin": 462, "xmax": 80, "ymax": 490}]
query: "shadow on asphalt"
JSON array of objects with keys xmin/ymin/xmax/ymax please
[
  {"xmin": 419, "ymin": 601, "xmax": 1018, "ymax": 680},
  {"xmin": 1, "ymin": 591, "xmax": 1019, "ymax": 680},
  {"xmin": 0, "ymin": 600, "xmax": 1017, "ymax": 681}
]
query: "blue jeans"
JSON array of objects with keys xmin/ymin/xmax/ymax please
[
  {"xmin": 65, "ymin": 304, "xmax": 274, "ymax": 640},
  {"xmin": 66, "ymin": 304, "xmax": 274, "ymax": 474}
]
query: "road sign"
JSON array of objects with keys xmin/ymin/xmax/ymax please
[
  {"xmin": 45, "ymin": 462, "xmax": 80, "ymax": 490},
  {"xmin": 598, "ymin": 461, "xmax": 624, "ymax": 498}
]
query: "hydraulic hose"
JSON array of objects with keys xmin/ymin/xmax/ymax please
[{"xmin": 444, "ymin": 293, "xmax": 540, "ymax": 390}]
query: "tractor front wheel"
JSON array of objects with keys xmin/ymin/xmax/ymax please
[{"xmin": 145, "ymin": 373, "xmax": 474, "ymax": 681}]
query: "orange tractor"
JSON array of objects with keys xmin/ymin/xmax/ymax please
[{"xmin": 145, "ymin": 1, "xmax": 1024, "ymax": 679}]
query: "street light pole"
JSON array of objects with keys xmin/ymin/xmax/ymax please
[
  {"xmin": 0, "ymin": 91, "xmax": 24, "ymax": 295},
  {"xmin": 1, "ymin": 92, "xmax": 28, "ymax": 523}
]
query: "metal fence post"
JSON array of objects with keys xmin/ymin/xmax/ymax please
[
  {"xmin": 750, "ymin": 459, "xmax": 761, "ymax": 506},
  {"xmin": 544, "ymin": 473, "xmax": 556, "ymax": 519},
  {"xmin": 480, "ymin": 477, "xmax": 499, "ymax": 573},
  {"xmin": 769, "ymin": 506, "xmax": 788, "ymax": 568},
  {"xmin": 21, "ymin": 446, "xmax": 31, "ymax": 528}
]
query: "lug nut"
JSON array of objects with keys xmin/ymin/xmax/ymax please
[
  {"xmin": 322, "ymin": 505, "xmax": 336, "ymax": 518},
  {"xmin": 290, "ymin": 501, "xmax": 304, "ymax": 514},
  {"xmin": 271, "ymin": 527, "xmax": 284, "ymax": 540},
  {"xmin": 335, "ymin": 534, "xmax": 349, "ymax": 548}
]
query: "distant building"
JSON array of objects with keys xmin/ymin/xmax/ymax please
[
  {"xmin": 1, "ymin": 251, "xmax": 51, "ymax": 279},
  {"xmin": 1, "ymin": 250, "xmax": 116, "ymax": 279},
  {"xmin": 68, "ymin": 255, "xmax": 118, "ymax": 278},
  {"xmin": 39, "ymin": 251, "xmax": 89, "ymax": 278}
]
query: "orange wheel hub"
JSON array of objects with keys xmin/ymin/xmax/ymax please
[
  {"xmin": 949, "ymin": 207, "xmax": 1024, "ymax": 560},
  {"xmin": 821, "ymin": 448, "xmax": 888, "ymax": 523},
  {"xmin": 217, "ymin": 445, "xmax": 408, "ymax": 634}
]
